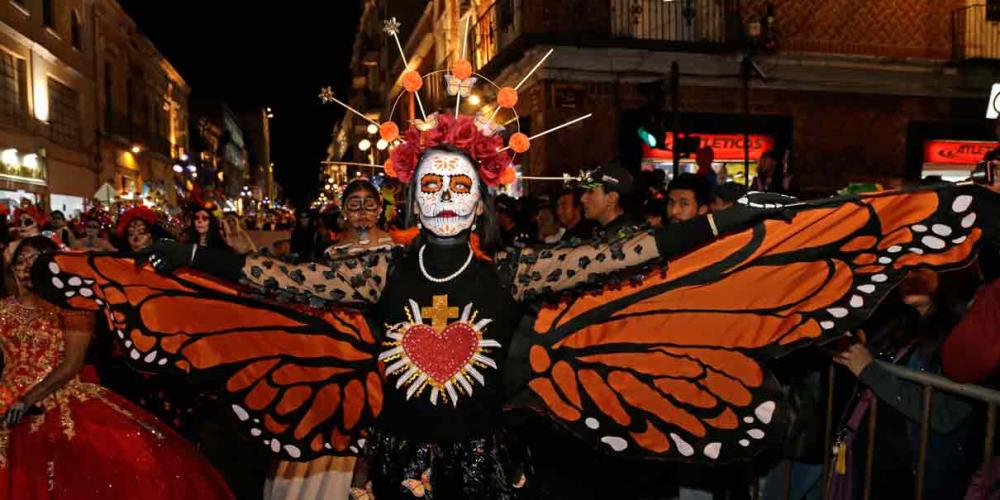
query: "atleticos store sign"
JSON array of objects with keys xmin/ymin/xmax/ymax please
[
  {"xmin": 923, "ymin": 140, "xmax": 995, "ymax": 165},
  {"xmin": 643, "ymin": 133, "xmax": 775, "ymax": 161}
]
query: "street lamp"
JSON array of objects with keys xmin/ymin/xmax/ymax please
[
  {"xmin": 131, "ymin": 145, "xmax": 141, "ymax": 154},
  {"xmin": 367, "ymin": 123, "xmax": 379, "ymax": 135},
  {"xmin": 376, "ymin": 139, "xmax": 388, "ymax": 151},
  {"xmin": 358, "ymin": 139, "xmax": 372, "ymax": 151}
]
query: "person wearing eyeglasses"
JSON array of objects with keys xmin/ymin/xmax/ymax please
[{"xmin": 324, "ymin": 178, "xmax": 392, "ymax": 257}]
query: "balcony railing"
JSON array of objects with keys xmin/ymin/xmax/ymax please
[
  {"xmin": 953, "ymin": 4, "xmax": 1000, "ymax": 61},
  {"xmin": 471, "ymin": 0, "xmax": 740, "ymax": 72},
  {"xmin": 610, "ymin": 0, "xmax": 739, "ymax": 44},
  {"xmin": 472, "ymin": 0, "xmax": 525, "ymax": 71}
]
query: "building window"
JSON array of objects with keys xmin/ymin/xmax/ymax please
[
  {"xmin": 71, "ymin": 12, "xmax": 82, "ymax": 50},
  {"xmin": 42, "ymin": 0, "xmax": 54, "ymax": 28},
  {"xmin": 48, "ymin": 78, "xmax": 81, "ymax": 147},
  {"xmin": 0, "ymin": 51, "xmax": 26, "ymax": 128}
]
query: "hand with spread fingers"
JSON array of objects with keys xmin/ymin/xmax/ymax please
[
  {"xmin": 221, "ymin": 216, "xmax": 256, "ymax": 254},
  {"xmin": 3, "ymin": 400, "xmax": 28, "ymax": 426}
]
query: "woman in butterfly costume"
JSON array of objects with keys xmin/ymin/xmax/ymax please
[{"xmin": 28, "ymin": 43, "xmax": 999, "ymax": 499}]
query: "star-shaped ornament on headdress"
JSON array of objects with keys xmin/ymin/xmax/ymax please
[
  {"xmin": 318, "ymin": 86, "xmax": 335, "ymax": 104},
  {"xmin": 383, "ymin": 17, "xmax": 402, "ymax": 36}
]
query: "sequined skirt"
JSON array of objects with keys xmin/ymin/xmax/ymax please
[
  {"xmin": 351, "ymin": 428, "xmax": 530, "ymax": 499},
  {"xmin": 0, "ymin": 382, "xmax": 232, "ymax": 499}
]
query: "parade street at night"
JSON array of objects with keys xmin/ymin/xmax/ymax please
[{"xmin": 0, "ymin": 1, "xmax": 999, "ymax": 499}]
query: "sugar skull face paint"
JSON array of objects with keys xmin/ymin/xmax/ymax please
[{"xmin": 414, "ymin": 151, "xmax": 481, "ymax": 237}]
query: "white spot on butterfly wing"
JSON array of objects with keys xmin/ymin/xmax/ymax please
[
  {"xmin": 703, "ymin": 442, "xmax": 722, "ymax": 460},
  {"xmin": 143, "ymin": 351, "xmax": 157, "ymax": 363},
  {"xmin": 743, "ymin": 416, "xmax": 754, "ymax": 424},
  {"xmin": 79, "ymin": 288, "xmax": 93, "ymax": 297},
  {"xmin": 953, "ymin": 236, "xmax": 967, "ymax": 244},
  {"xmin": 48, "ymin": 262, "xmax": 60, "ymax": 274},
  {"xmin": 270, "ymin": 438, "xmax": 281, "ymax": 453},
  {"xmin": 820, "ymin": 321, "xmax": 835, "ymax": 330},
  {"xmin": 232, "ymin": 404, "xmax": 250, "ymax": 422},
  {"xmin": 921, "ymin": 236, "xmax": 946, "ymax": 250},
  {"xmin": 827, "ymin": 308, "xmax": 848, "ymax": 318},
  {"xmin": 909, "ymin": 247, "xmax": 924, "ymax": 255},
  {"xmin": 871, "ymin": 274, "xmax": 888, "ymax": 283},
  {"xmin": 52, "ymin": 277, "xmax": 64, "ymax": 289},
  {"xmin": 739, "ymin": 439, "xmax": 750, "ymax": 447},
  {"xmin": 912, "ymin": 224, "xmax": 928, "ymax": 233},
  {"xmin": 755, "ymin": 401, "xmax": 776, "ymax": 424},
  {"xmin": 887, "ymin": 245, "xmax": 902, "ymax": 254},
  {"xmin": 747, "ymin": 429, "xmax": 765, "ymax": 440},
  {"xmin": 601, "ymin": 436, "xmax": 628, "ymax": 452},
  {"xmin": 669, "ymin": 433, "xmax": 695, "ymax": 457},
  {"xmin": 157, "ymin": 358, "xmax": 167, "ymax": 366},
  {"xmin": 878, "ymin": 257, "xmax": 892, "ymax": 264},
  {"xmin": 585, "ymin": 418, "xmax": 599, "ymax": 430},
  {"xmin": 850, "ymin": 295, "xmax": 864, "ymax": 308},
  {"xmin": 857, "ymin": 284, "xmax": 876, "ymax": 294},
  {"xmin": 250, "ymin": 428, "xmax": 261, "ymax": 436},
  {"xmin": 961, "ymin": 213, "xmax": 977, "ymax": 229},
  {"xmin": 931, "ymin": 224, "xmax": 952, "ymax": 237},
  {"xmin": 284, "ymin": 445, "xmax": 301, "ymax": 458},
  {"xmin": 952, "ymin": 195, "xmax": 973, "ymax": 213},
  {"xmin": 68, "ymin": 276, "xmax": 82, "ymax": 286},
  {"xmin": 129, "ymin": 349, "xmax": 140, "ymax": 360}
]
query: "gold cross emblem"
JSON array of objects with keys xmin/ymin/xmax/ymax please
[{"xmin": 421, "ymin": 294, "xmax": 459, "ymax": 332}]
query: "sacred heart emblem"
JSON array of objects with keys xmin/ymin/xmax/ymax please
[{"xmin": 378, "ymin": 295, "xmax": 499, "ymax": 406}]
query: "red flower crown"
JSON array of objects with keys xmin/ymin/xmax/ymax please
[
  {"xmin": 388, "ymin": 114, "xmax": 512, "ymax": 188},
  {"xmin": 115, "ymin": 206, "xmax": 159, "ymax": 236}
]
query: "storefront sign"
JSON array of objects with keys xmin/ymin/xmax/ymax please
[
  {"xmin": 643, "ymin": 133, "xmax": 775, "ymax": 161},
  {"xmin": 923, "ymin": 140, "xmax": 996, "ymax": 165}
]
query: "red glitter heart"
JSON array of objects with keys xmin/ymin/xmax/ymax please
[{"xmin": 400, "ymin": 322, "xmax": 478, "ymax": 385}]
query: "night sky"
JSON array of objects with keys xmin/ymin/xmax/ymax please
[{"xmin": 119, "ymin": 1, "xmax": 363, "ymax": 208}]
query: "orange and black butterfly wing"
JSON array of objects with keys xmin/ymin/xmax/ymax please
[
  {"xmin": 506, "ymin": 185, "xmax": 990, "ymax": 463},
  {"xmin": 32, "ymin": 253, "xmax": 382, "ymax": 460}
]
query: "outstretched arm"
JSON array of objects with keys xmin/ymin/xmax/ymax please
[
  {"xmin": 148, "ymin": 241, "xmax": 395, "ymax": 305},
  {"xmin": 508, "ymin": 208, "xmax": 773, "ymax": 300}
]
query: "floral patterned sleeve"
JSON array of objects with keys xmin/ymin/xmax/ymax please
[
  {"xmin": 240, "ymin": 247, "xmax": 395, "ymax": 305},
  {"xmin": 503, "ymin": 217, "xmax": 716, "ymax": 301}
]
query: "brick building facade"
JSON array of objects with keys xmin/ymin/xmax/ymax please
[{"xmin": 342, "ymin": 0, "xmax": 998, "ymax": 194}]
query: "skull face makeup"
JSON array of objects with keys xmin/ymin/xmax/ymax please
[{"xmin": 414, "ymin": 150, "xmax": 481, "ymax": 237}]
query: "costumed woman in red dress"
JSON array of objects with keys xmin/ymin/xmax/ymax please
[{"xmin": 0, "ymin": 235, "xmax": 233, "ymax": 499}]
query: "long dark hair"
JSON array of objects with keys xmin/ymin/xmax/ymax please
[
  {"xmin": 403, "ymin": 145, "xmax": 501, "ymax": 254},
  {"xmin": 184, "ymin": 209, "xmax": 229, "ymax": 249}
]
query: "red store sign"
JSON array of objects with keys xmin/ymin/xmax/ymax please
[
  {"xmin": 923, "ymin": 140, "xmax": 996, "ymax": 165},
  {"xmin": 643, "ymin": 133, "xmax": 776, "ymax": 161}
]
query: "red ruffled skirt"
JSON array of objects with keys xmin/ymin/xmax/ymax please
[{"xmin": 0, "ymin": 382, "xmax": 232, "ymax": 499}]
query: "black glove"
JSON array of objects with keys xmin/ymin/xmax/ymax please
[{"xmin": 145, "ymin": 241, "xmax": 197, "ymax": 274}]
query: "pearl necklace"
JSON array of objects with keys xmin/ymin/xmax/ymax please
[{"xmin": 418, "ymin": 244, "xmax": 473, "ymax": 283}]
